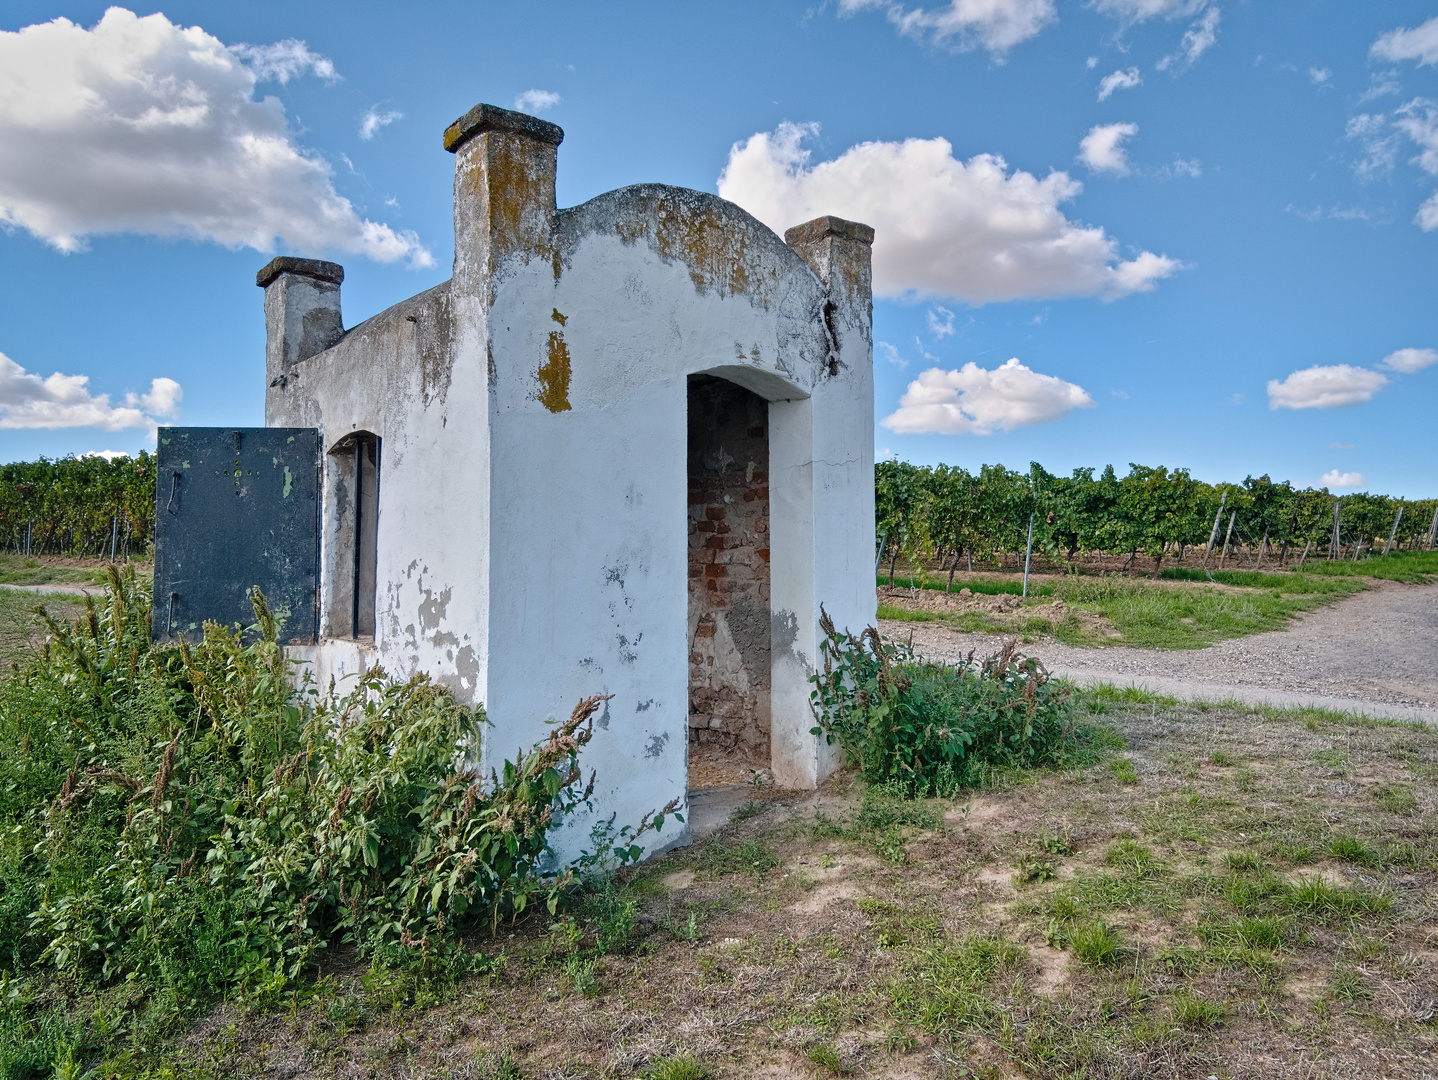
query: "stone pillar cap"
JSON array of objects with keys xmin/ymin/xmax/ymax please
[
  {"xmin": 444, "ymin": 103, "xmax": 564, "ymax": 154},
  {"xmin": 256, "ymin": 256, "xmax": 345, "ymax": 288},
  {"xmin": 784, "ymin": 216, "xmax": 875, "ymax": 247}
]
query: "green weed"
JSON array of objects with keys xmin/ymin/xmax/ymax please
[
  {"xmin": 1069, "ymin": 922, "xmax": 1124, "ymax": 966},
  {"xmin": 639, "ymin": 1055, "xmax": 707, "ymax": 1080},
  {"xmin": 1169, "ymin": 990, "xmax": 1226, "ymax": 1028},
  {"xmin": 695, "ymin": 837, "xmax": 779, "ymax": 879}
]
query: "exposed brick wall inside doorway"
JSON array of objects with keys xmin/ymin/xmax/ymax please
[{"xmin": 687, "ymin": 375, "xmax": 770, "ymax": 762}]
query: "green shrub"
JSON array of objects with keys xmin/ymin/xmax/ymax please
[
  {"xmin": 0, "ymin": 567, "xmax": 666, "ymax": 1017},
  {"xmin": 809, "ymin": 609, "xmax": 1079, "ymax": 797}
]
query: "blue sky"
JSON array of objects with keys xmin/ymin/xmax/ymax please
[{"xmin": 1, "ymin": 1, "xmax": 1436, "ymax": 495}]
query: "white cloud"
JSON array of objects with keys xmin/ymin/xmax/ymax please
[
  {"xmin": 877, "ymin": 341, "xmax": 909, "ymax": 369},
  {"xmin": 1379, "ymin": 347, "xmax": 1438, "ymax": 373},
  {"xmin": 881, "ymin": 358, "xmax": 1094, "ymax": 435},
  {"xmin": 229, "ymin": 39, "xmax": 337, "ymax": 83},
  {"xmin": 1097, "ymin": 67, "xmax": 1142, "ymax": 101},
  {"xmin": 1092, "ymin": 0, "xmax": 1208, "ymax": 24},
  {"xmin": 718, "ymin": 122, "xmax": 1180, "ymax": 303},
  {"xmin": 1418, "ymin": 192, "xmax": 1438, "ymax": 231},
  {"xmin": 837, "ymin": 0, "xmax": 1056, "ymax": 56},
  {"xmin": 927, "ymin": 305, "xmax": 956, "ymax": 337},
  {"xmin": 0, "ymin": 8, "xmax": 431, "ymax": 266},
  {"xmin": 1394, "ymin": 98, "xmax": 1438, "ymax": 175},
  {"xmin": 1157, "ymin": 7, "xmax": 1221, "ymax": 71},
  {"xmin": 1320, "ymin": 470, "xmax": 1365, "ymax": 490},
  {"xmin": 514, "ymin": 89, "xmax": 562, "ymax": 113},
  {"xmin": 1309, "ymin": 67, "xmax": 1331, "ymax": 85},
  {"xmin": 0, "ymin": 352, "xmax": 180, "ymax": 431},
  {"xmin": 1166, "ymin": 158, "xmax": 1202, "ymax": 178},
  {"xmin": 83, "ymin": 450, "xmax": 132, "ymax": 461},
  {"xmin": 1266, "ymin": 365, "xmax": 1388, "ymax": 410},
  {"xmin": 1346, "ymin": 113, "xmax": 1400, "ymax": 180},
  {"xmin": 1079, "ymin": 122, "xmax": 1138, "ymax": 174},
  {"xmin": 359, "ymin": 106, "xmax": 403, "ymax": 141},
  {"xmin": 1087, "ymin": 56, "xmax": 1099, "ymax": 69},
  {"xmin": 1371, "ymin": 16, "xmax": 1438, "ymax": 67}
]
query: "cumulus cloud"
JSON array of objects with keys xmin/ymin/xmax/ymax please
[
  {"xmin": 359, "ymin": 106, "xmax": 403, "ymax": 140},
  {"xmin": 1157, "ymin": 7, "xmax": 1221, "ymax": 71},
  {"xmin": 1379, "ymin": 347, "xmax": 1438, "ymax": 373},
  {"xmin": 927, "ymin": 305, "xmax": 956, "ymax": 337},
  {"xmin": 1309, "ymin": 67, "xmax": 1331, "ymax": 85},
  {"xmin": 1371, "ymin": 16, "xmax": 1438, "ymax": 67},
  {"xmin": 0, "ymin": 352, "xmax": 180, "ymax": 431},
  {"xmin": 1097, "ymin": 67, "xmax": 1142, "ymax": 101},
  {"xmin": 836, "ymin": 0, "xmax": 1056, "ymax": 56},
  {"xmin": 1320, "ymin": 470, "xmax": 1365, "ymax": 490},
  {"xmin": 881, "ymin": 358, "xmax": 1094, "ymax": 435},
  {"xmin": 1266, "ymin": 365, "xmax": 1388, "ymax": 410},
  {"xmin": 83, "ymin": 450, "xmax": 132, "ymax": 461},
  {"xmin": 1080, "ymin": 123, "xmax": 1138, "ymax": 174},
  {"xmin": 718, "ymin": 122, "xmax": 1180, "ymax": 303},
  {"xmin": 0, "ymin": 8, "xmax": 431, "ymax": 265},
  {"xmin": 514, "ymin": 89, "xmax": 562, "ymax": 113}
]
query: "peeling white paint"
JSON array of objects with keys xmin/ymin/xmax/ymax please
[{"xmin": 262, "ymin": 104, "xmax": 875, "ymax": 859}]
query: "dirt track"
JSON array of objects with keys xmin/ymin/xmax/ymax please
[{"xmin": 885, "ymin": 580, "xmax": 1438, "ymax": 720}]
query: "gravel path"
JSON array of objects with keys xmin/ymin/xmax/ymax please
[{"xmin": 884, "ymin": 580, "xmax": 1438, "ymax": 724}]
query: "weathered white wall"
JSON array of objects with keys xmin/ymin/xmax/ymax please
[{"xmin": 263, "ymin": 104, "xmax": 875, "ymax": 860}]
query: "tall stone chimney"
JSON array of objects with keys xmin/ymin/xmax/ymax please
[
  {"xmin": 257, "ymin": 256, "xmax": 345, "ymax": 395},
  {"xmin": 444, "ymin": 103, "xmax": 564, "ymax": 307}
]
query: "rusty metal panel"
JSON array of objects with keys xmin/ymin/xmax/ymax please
[{"xmin": 153, "ymin": 427, "xmax": 320, "ymax": 644}]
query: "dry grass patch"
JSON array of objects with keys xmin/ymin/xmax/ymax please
[{"xmin": 163, "ymin": 697, "xmax": 1438, "ymax": 1079}]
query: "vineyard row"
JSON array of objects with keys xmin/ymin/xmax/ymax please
[{"xmin": 877, "ymin": 460, "xmax": 1438, "ymax": 577}]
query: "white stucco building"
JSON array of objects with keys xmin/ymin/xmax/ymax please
[{"xmin": 260, "ymin": 102, "xmax": 875, "ymax": 851}]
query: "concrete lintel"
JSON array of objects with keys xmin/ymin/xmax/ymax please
[
  {"xmin": 444, "ymin": 102, "xmax": 564, "ymax": 153},
  {"xmin": 257, "ymin": 256, "xmax": 344, "ymax": 289},
  {"xmin": 784, "ymin": 216, "xmax": 874, "ymax": 248}
]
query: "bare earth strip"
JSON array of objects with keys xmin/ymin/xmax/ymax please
[{"xmin": 885, "ymin": 580, "xmax": 1438, "ymax": 724}]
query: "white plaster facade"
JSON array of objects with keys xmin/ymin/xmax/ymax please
[{"xmin": 262, "ymin": 103, "xmax": 875, "ymax": 855}]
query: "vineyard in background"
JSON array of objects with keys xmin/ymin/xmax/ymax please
[
  {"xmin": 0, "ymin": 452, "xmax": 1432, "ymax": 573},
  {"xmin": 878, "ymin": 460, "xmax": 1438, "ymax": 580},
  {"xmin": 0, "ymin": 453, "xmax": 154, "ymax": 559}
]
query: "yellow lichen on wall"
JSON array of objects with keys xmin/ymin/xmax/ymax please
[
  {"xmin": 655, "ymin": 201, "xmax": 752, "ymax": 298},
  {"xmin": 535, "ymin": 329, "xmax": 572, "ymax": 412}
]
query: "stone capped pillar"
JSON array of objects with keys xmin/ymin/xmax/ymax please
[
  {"xmin": 445, "ymin": 103, "xmax": 563, "ymax": 309},
  {"xmin": 257, "ymin": 256, "xmax": 345, "ymax": 413}
]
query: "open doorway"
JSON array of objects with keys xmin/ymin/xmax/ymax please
[{"xmin": 687, "ymin": 375, "xmax": 771, "ymax": 789}]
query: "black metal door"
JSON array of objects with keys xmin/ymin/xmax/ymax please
[{"xmin": 153, "ymin": 427, "xmax": 321, "ymax": 644}]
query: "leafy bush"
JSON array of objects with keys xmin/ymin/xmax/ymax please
[
  {"xmin": 808, "ymin": 609, "xmax": 1080, "ymax": 797},
  {"xmin": 0, "ymin": 566, "xmax": 653, "ymax": 1018}
]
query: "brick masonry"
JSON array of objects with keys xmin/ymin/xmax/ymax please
[{"xmin": 687, "ymin": 375, "xmax": 771, "ymax": 761}]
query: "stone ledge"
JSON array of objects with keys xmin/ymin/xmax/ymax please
[
  {"xmin": 256, "ymin": 257, "xmax": 345, "ymax": 289},
  {"xmin": 783, "ymin": 215, "xmax": 875, "ymax": 247},
  {"xmin": 443, "ymin": 102, "xmax": 564, "ymax": 153}
]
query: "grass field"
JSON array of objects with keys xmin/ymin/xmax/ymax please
[
  {"xmin": 880, "ymin": 570, "xmax": 1370, "ymax": 650},
  {"xmin": 0, "ymin": 553, "xmax": 111, "ymax": 587},
  {"xmin": 126, "ymin": 693, "xmax": 1438, "ymax": 1079},
  {"xmin": 0, "ymin": 588, "xmax": 87, "ymax": 675}
]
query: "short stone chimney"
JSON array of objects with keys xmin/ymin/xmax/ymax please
[
  {"xmin": 444, "ymin": 103, "xmax": 564, "ymax": 301},
  {"xmin": 257, "ymin": 256, "xmax": 345, "ymax": 390},
  {"xmin": 784, "ymin": 216, "xmax": 874, "ymax": 312}
]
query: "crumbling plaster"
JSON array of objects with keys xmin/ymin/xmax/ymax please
[{"xmin": 263, "ymin": 103, "xmax": 874, "ymax": 858}]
